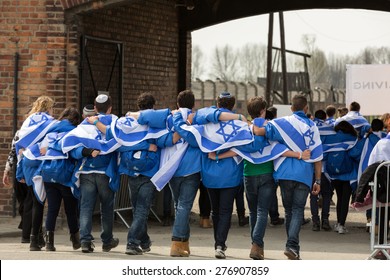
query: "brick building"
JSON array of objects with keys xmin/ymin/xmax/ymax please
[{"xmin": 0, "ymin": 0, "xmax": 191, "ymax": 216}]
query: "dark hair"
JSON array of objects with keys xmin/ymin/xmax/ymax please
[
  {"xmin": 371, "ymin": 118, "xmax": 384, "ymax": 132},
  {"xmin": 334, "ymin": 120, "xmax": 358, "ymax": 137},
  {"xmin": 325, "ymin": 105, "xmax": 336, "ymax": 118},
  {"xmin": 268, "ymin": 106, "xmax": 277, "ymax": 118},
  {"xmin": 137, "ymin": 92, "xmax": 155, "ymax": 110},
  {"xmin": 291, "ymin": 94, "xmax": 307, "ymax": 111},
  {"xmin": 58, "ymin": 107, "xmax": 81, "ymax": 126},
  {"xmin": 177, "ymin": 90, "xmax": 195, "ymax": 109},
  {"xmin": 314, "ymin": 109, "xmax": 326, "ymax": 120},
  {"xmin": 265, "ymin": 110, "xmax": 274, "ymax": 120},
  {"xmin": 349, "ymin": 101, "xmax": 360, "ymax": 112},
  {"xmin": 217, "ymin": 92, "xmax": 235, "ymax": 111},
  {"xmin": 247, "ymin": 96, "xmax": 267, "ymax": 119},
  {"xmin": 94, "ymin": 95, "xmax": 112, "ymax": 113}
]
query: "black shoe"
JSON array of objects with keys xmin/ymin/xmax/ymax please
[
  {"xmin": 312, "ymin": 221, "xmax": 320, "ymax": 231},
  {"xmin": 102, "ymin": 238, "xmax": 119, "ymax": 252},
  {"xmin": 141, "ymin": 241, "xmax": 152, "ymax": 253},
  {"xmin": 81, "ymin": 242, "xmax": 94, "ymax": 253},
  {"xmin": 21, "ymin": 237, "xmax": 30, "ymax": 243},
  {"xmin": 238, "ymin": 215, "xmax": 249, "ymax": 227},
  {"xmin": 284, "ymin": 247, "xmax": 301, "ymax": 260},
  {"xmin": 270, "ymin": 217, "xmax": 285, "ymax": 226},
  {"xmin": 125, "ymin": 244, "xmax": 143, "ymax": 255},
  {"xmin": 321, "ymin": 219, "xmax": 331, "ymax": 231}
]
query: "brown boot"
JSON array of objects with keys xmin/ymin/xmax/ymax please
[
  {"xmin": 249, "ymin": 243, "xmax": 264, "ymax": 260},
  {"xmin": 170, "ymin": 241, "xmax": 189, "ymax": 257},
  {"xmin": 201, "ymin": 218, "xmax": 213, "ymax": 228},
  {"xmin": 183, "ymin": 240, "xmax": 191, "ymax": 255}
]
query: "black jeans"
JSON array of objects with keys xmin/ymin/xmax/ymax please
[
  {"xmin": 27, "ymin": 186, "xmax": 44, "ymax": 236},
  {"xmin": 44, "ymin": 182, "xmax": 79, "ymax": 233},
  {"xmin": 207, "ymin": 186, "xmax": 238, "ymax": 249},
  {"xmin": 198, "ymin": 181, "xmax": 211, "ymax": 218},
  {"xmin": 332, "ymin": 179, "xmax": 352, "ymax": 226}
]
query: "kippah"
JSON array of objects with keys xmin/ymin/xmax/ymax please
[
  {"xmin": 95, "ymin": 94, "xmax": 109, "ymax": 104},
  {"xmin": 83, "ymin": 104, "xmax": 95, "ymax": 116}
]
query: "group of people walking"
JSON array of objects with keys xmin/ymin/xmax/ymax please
[{"xmin": 3, "ymin": 90, "xmax": 389, "ymax": 260}]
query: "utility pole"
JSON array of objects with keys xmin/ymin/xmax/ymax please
[
  {"xmin": 265, "ymin": 13, "xmax": 274, "ymax": 106},
  {"xmin": 279, "ymin": 12, "xmax": 288, "ymax": 104}
]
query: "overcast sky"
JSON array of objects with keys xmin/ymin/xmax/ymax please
[{"xmin": 191, "ymin": 9, "xmax": 390, "ymax": 57}]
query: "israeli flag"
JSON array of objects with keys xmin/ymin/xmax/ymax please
[
  {"xmin": 61, "ymin": 115, "xmax": 120, "ymax": 154},
  {"xmin": 270, "ymin": 114, "xmax": 323, "ymax": 167},
  {"xmin": 179, "ymin": 118, "xmax": 254, "ymax": 153},
  {"xmin": 150, "ymin": 108, "xmax": 190, "ymax": 191},
  {"xmin": 110, "ymin": 115, "xmax": 169, "ymax": 146},
  {"xmin": 313, "ymin": 118, "xmax": 336, "ymax": 136},
  {"xmin": 15, "ymin": 112, "xmax": 58, "ymax": 155},
  {"xmin": 357, "ymin": 131, "xmax": 385, "ymax": 181},
  {"xmin": 334, "ymin": 111, "xmax": 370, "ymax": 129}
]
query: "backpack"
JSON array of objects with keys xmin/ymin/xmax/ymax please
[
  {"xmin": 121, "ymin": 150, "xmax": 158, "ymax": 172},
  {"xmin": 326, "ymin": 150, "xmax": 354, "ymax": 175}
]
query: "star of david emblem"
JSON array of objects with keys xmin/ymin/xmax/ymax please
[
  {"xmin": 123, "ymin": 117, "xmax": 133, "ymax": 127},
  {"xmin": 216, "ymin": 120, "xmax": 241, "ymax": 142},
  {"xmin": 316, "ymin": 121, "xmax": 323, "ymax": 127},
  {"xmin": 303, "ymin": 128, "xmax": 315, "ymax": 148},
  {"xmin": 95, "ymin": 134, "xmax": 102, "ymax": 140},
  {"xmin": 29, "ymin": 114, "xmax": 48, "ymax": 127}
]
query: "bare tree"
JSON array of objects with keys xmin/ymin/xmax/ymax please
[
  {"xmin": 191, "ymin": 45, "xmax": 205, "ymax": 81},
  {"xmin": 210, "ymin": 45, "xmax": 238, "ymax": 81},
  {"xmin": 238, "ymin": 43, "xmax": 267, "ymax": 82}
]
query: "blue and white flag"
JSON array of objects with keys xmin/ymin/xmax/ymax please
[
  {"xmin": 368, "ymin": 133, "xmax": 390, "ymax": 166},
  {"xmin": 15, "ymin": 112, "xmax": 58, "ymax": 156},
  {"xmin": 61, "ymin": 115, "xmax": 120, "ymax": 154},
  {"xmin": 313, "ymin": 118, "xmax": 336, "ymax": 136},
  {"xmin": 110, "ymin": 115, "xmax": 169, "ymax": 147},
  {"xmin": 270, "ymin": 114, "xmax": 323, "ymax": 168},
  {"xmin": 357, "ymin": 132, "xmax": 384, "ymax": 181},
  {"xmin": 150, "ymin": 108, "xmax": 189, "ymax": 191},
  {"xmin": 179, "ymin": 118, "xmax": 254, "ymax": 153},
  {"xmin": 335, "ymin": 111, "xmax": 370, "ymax": 129}
]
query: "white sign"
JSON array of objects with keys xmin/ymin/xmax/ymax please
[
  {"xmin": 346, "ymin": 64, "xmax": 390, "ymax": 116},
  {"xmin": 272, "ymin": 104, "xmax": 292, "ymax": 118}
]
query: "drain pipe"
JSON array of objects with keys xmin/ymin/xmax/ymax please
[{"xmin": 12, "ymin": 51, "xmax": 19, "ymax": 218}]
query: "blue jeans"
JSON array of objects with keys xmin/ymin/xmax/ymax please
[
  {"xmin": 207, "ymin": 186, "xmax": 238, "ymax": 249},
  {"xmin": 244, "ymin": 173, "xmax": 275, "ymax": 247},
  {"xmin": 169, "ymin": 172, "xmax": 200, "ymax": 240},
  {"xmin": 279, "ymin": 180, "xmax": 309, "ymax": 252},
  {"xmin": 310, "ymin": 173, "xmax": 333, "ymax": 223},
  {"xmin": 127, "ymin": 175, "xmax": 155, "ymax": 247},
  {"xmin": 79, "ymin": 173, "xmax": 115, "ymax": 245}
]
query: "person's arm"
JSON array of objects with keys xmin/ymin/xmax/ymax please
[
  {"xmin": 208, "ymin": 150, "xmax": 238, "ymax": 161},
  {"xmin": 218, "ymin": 112, "xmax": 247, "ymax": 122},
  {"xmin": 87, "ymin": 116, "xmax": 107, "ymax": 134},
  {"xmin": 282, "ymin": 149, "xmax": 311, "ymax": 160},
  {"xmin": 312, "ymin": 161, "xmax": 322, "ymax": 195}
]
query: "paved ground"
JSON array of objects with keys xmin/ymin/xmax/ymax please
[{"xmin": 0, "ymin": 201, "xmax": 378, "ymax": 260}]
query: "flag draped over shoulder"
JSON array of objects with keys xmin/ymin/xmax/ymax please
[
  {"xmin": 110, "ymin": 115, "xmax": 169, "ymax": 146},
  {"xmin": 61, "ymin": 115, "xmax": 120, "ymax": 154},
  {"xmin": 335, "ymin": 111, "xmax": 370, "ymax": 129},
  {"xmin": 179, "ymin": 118, "xmax": 254, "ymax": 153},
  {"xmin": 151, "ymin": 108, "xmax": 189, "ymax": 191},
  {"xmin": 15, "ymin": 112, "xmax": 58, "ymax": 156},
  {"xmin": 368, "ymin": 133, "xmax": 390, "ymax": 165},
  {"xmin": 313, "ymin": 118, "xmax": 336, "ymax": 136},
  {"xmin": 270, "ymin": 114, "xmax": 323, "ymax": 165}
]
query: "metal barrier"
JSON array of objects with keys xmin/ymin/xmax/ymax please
[
  {"xmin": 367, "ymin": 161, "xmax": 390, "ymax": 260},
  {"xmin": 114, "ymin": 175, "xmax": 162, "ymax": 228}
]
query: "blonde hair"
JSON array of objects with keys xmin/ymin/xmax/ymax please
[{"xmin": 27, "ymin": 96, "xmax": 54, "ymax": 116}]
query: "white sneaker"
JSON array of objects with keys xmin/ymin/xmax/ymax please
[
  {"xmin": 338, "ymin": 225, "xmax": 348, "ymax": 234},
  {"xmin": 333, "ymin": 223, "xmax": 340, "ymax": 232},
  {"xmin": 215, "ymin": 246, "xmax": 226, "ymax": 259}
]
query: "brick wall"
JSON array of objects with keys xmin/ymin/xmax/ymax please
[{"xmin": 0, "ymin": 0, "xmax": 189, "ymax": 215}]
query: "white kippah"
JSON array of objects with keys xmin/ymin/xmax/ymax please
[{"xmin": 95, "ymin": 94, "xmax": 108, "ymax": 103}]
